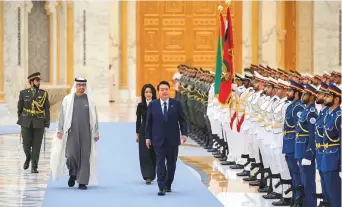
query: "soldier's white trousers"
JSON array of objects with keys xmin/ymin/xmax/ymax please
[
  {"xmin": 272, "ymin": 133, "xmax": 291, "ymax": 180},
  {"xmin": 230, "ymin": 117, "xmax": 241, "ymax": 162},
  {"xmin": 211, "ymin": 108, "xmax": 222, "ymax": 136},
  {"xmin": 256, "ymin": 126, "xmax": 269, "ymax": 168},
  {"xmin": 249, "ymin": 122, "xmax": 260, "ymax": 163}
]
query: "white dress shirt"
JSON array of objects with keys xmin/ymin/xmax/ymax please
[{"xmin": 146, "ymin": 99, "xmax": 151, "ymax": 106}]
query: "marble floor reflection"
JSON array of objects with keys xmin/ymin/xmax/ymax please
[
  {"xmin": 0, "ymin": 133, "xmax": 53, "ymax": 207},
  {"xmin": 0, "ymin": 101, "xmax": 319, "ymax": 207}
]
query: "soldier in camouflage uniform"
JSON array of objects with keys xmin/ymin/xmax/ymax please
[{"xmin": 17, "ymin": 72, "xmax": 50, "ymax": 173}]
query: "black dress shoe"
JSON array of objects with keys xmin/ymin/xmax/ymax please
[
  {"xmin": 237, "ymin": 170, "xmax": 250, "ymax": 177},
  {"xmin": 230, "ymin": 164, "xmax": 244, "ymax": 169},
  {"xmin": 23, "ymin": 159, "xmax": 30, "ymax": 170},
  {"xmin": 262, "ymin": 192, "xmax": 282, "ymax": 199},
  {"xmin": 165, "ymin": 187, "xmax": 171, "ymax": 192},
  {"xmin": 68, "ymin": 176, "xmax": 76, "ymax": 187},
  {"xmin": 31, "ymin": 168, "xmax": 39, "ymax": 173},
  {"xmin": 146, "ymin": 178, "xmax": 152, "ymax": 185},
  {"xmin": 243, "ymin": 176, "xmax": 257, "ymax": 182},
  {"xmin": 212, "ymin": 151, "xmax": 221, "ymax": 156},
  {"xmin": 78, "ymin": 184, "xmax": 87, "ymax": 190},
  {"xmin": 208, "ymin": 148, "xmax": 217, "ymax": 152},
  {"xmin": 203, "ymin": 145, "xmax": 211, "ymax": 150},
  {"xmin": 221, "ymin": 161, "xmax": 235, "ymax": 165},
  {"xmin": 218, "ymin": 156, "xmax": 227, "ymax": 161},
  {"xmin": 258, "ymin": 186, "xmax": 269, "ymax": 193},
  {"xmin": 249, "ymin": 180, "xmax": 261, "ymax": 186},
  {"xmin": 158, "ymin": 189, "xmax": 166, "ymax": 196},
  {"xmin": 272, "ymin": 198, "xmax": 291, "ymax": 206}
]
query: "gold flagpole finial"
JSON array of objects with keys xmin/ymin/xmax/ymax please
[
  {"xmin": 218, "ymin": 5, "xmax": 223, "ymax": 12},
  {"xmin": 225, "ymin": 0, "xmax": 231, "ymax": 6}
]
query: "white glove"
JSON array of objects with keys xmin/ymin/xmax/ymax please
[
  {"xmin": 339, "ymin": 172, "xmax": 342, "ymax": 179},
  {"xmin": 301, "ymin": 159, "xmax": 311, "ymax": 166}
]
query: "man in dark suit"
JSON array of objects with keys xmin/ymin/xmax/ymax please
[{"xmin": 145, "ymin": 80, "xmax": 188, "ymax": 196}]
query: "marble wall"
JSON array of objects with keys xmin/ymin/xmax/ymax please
[
  {"xmin": 73, "ymin": 1, "xmax": 109, "ymax": 107},
  {"xmin": 127, "ymin": 1, "xmax": 137, "ymax": 100},
  {"xmin": 108, "ymin": 1, "xmax": 137, "ymax": 102},
  {"xmin": 296, "ymin": 1, "xmax": 313, "ymax": 74},
  {"xmin": 259, "ymin": 1, "xmax": 277, "ymax": 67},
  {"xmin": 242, "ymin": 1, "xmax": 252, "ymax": 69},
  {"xmin": 108, "ymin": 1, "xmax": 120, "ymax": 101},
  {"xmin": 313, "ymin": 1, "xmax": 341, "ymax": 73},
  {"xmin": 4, "ymin": 1, "xmax": 27, "ymax": 115}
]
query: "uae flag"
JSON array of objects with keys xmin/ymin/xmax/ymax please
[
  {"xmin": 218, "ymin": 5, "xmax": 234, "ymax": 105},
  {"xmin": 214, "ymin": 10, "xmax": 225, "ymax": 96}
]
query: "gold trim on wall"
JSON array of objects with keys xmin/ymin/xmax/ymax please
[
  {"xmin": 66, "ymin": 4, "xmax": 74, "ymax": 93},
  {"xmin": 251, "ymin": 1, "xmax": 259, "ymax": 65},
  {"xmin": 119, "ymin": 1, "xmax": 128, "ymax": 90},
  {"xmin": 232, "ymin": 2, "xmax": 243, "ymax": 74},
  {"xmin": 0, "ymin": 1, "xmax": 4, "ymax": 102}
]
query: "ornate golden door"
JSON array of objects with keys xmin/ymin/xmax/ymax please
[{"xmin": 136, "ymin": 1, "xmax": 241, "ymax": 97}]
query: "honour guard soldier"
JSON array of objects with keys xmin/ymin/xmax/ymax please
[
  {"xmin": 282, "ymin": 80, "xmax": 305, "ymax": 206},
  {"xmin": 17, "ymin": 72, "xmax": 50, "ymax": 173},
  {"xmin": 272, "ymin": 79, "xmax": 292, "ymax": 206},
  {"xmin": 313, "ymin": 82, "xmax": 329, "ymax": 206},
  {"xmin": 295, "ymin": 84, "xmax": 319, "ymax": 207},
  {"xmin": 235, "ymin": 71, "xmax": 254, "ymax": 175},
  {"xmin": 321, "ymin": 83, "xmax": 341, "ymax": 207}
]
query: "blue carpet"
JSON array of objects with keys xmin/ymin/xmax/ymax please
[
  {"xmin": 42, "ymin": 122, "xmax": 223, "ymax": 207},
  {"xmin": 0, "ymin": 122, "xmax": 57, "ymax": 135}
]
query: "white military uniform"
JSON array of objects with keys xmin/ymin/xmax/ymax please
[
  {"xmin": 271, "ymin": 79, "xmax": 292, "ymax": 198},
  {"xmin": 223, "ymin": 88, "xmax": 237, "ymax": 161},
  {"xmin": 220, "ymin": 104, "xmax": 230, "ymax": 156},
  {"xmin": 261, "ymin": 77, "xmax": 281, "ymax": 193},
  {"xmin": 227, "ymin": 84, "xmax": 246, "ymax": 163},
  {"xmin": 237, "ymin": 86, "xmax": 254, "ymax": 166},
  {"xmin": 207, "ymin": 83, "xmax": 221, "ymax": 150},
  {"xmin": 248, "ymin": 89, "xmax": 263, "ymax": 164}
]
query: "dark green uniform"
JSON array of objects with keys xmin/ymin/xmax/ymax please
[{"xmin": 17, "ymin": 86, "xmax": 50, "ymax": 172}]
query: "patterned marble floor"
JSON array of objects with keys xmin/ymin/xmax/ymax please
[{"xmin": 0, "ymin": 133, "xmax": 53, "ymax": 207}]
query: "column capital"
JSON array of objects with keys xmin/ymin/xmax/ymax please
[
  {"xmin": 66, "ymin": 1, "xmax": 74, "ymax": 8},
  {"xmin": 24, "ymin": 0, "xmax": 33, "ymax": 13},
  {"xmin": 45, "ymin": 1, "xmax": 57, "ymax": 15}
]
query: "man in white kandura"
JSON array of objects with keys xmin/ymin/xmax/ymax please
[{"xmin": 50, "ymin": 77, "xmax": 99, "ymax": 190}]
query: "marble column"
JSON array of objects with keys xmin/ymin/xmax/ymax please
[
  {"xmin": 127, "ymin": 1, "xmax": 137, "ymax": 101},
  {"xmin": 108, "ymin": 1, "xmax": 120, "ymax": 101},
  {"xmin": 296, "ymin": 1, "xmax": 313, "ymax": 74},
  {"xmin": 259, "ymin": 1, "xmax": 277, "ymax": 67},
  {"xmin": 313, "ymin": 1, "xmax": 341, "ymax": 73},
  {"xmin": 46, "ymin": 1, "xmax": 58, "ymax": 84},
  {"xmin": 59, "ymin": 3, "xmax": 67, "ymax": 85},
  {"xmin": 3, "ymin": 1, "xmax": 28, "ymax": 117},
  {"xmin": 242, "ymin": 1, "xmax": 252, "ymax": 70},
  {"xmin": 0, "ymin": 2, "xmax": 4, "ymax": 103},
  {"xmin": 73, "ymin": 1, "xmax": 109, "ymax": 107}
]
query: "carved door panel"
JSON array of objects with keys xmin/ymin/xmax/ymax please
[{"xmin": 137, "ymin": 1, "xmax": 225, "ymax": 97}]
